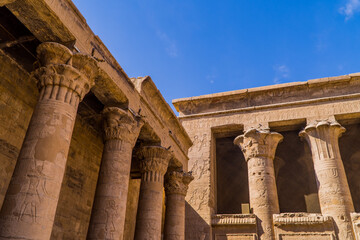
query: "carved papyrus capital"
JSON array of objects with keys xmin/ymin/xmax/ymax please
[
  {"xmin": 234, "ymin": 128, "xmax": 283, "ymax": 162},
  {"xmin": 299, "ymin": 120, "xmax": 345, "ymax": 162},
  {"xmin": 102, "ymin": 107, "xmax": 143, "ymax": 144},
  {"xmin": 137, "ymin": 146, "xmax": 172, "ymax": 176},
  {"xmin": 31, "ymin": 42, "xmax": 97, "ymax": 103},
  {"xmin": 165, "ymin": 171, "xmax": 194, "ymax": 196}
]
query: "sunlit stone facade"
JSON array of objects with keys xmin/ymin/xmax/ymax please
[{"xmin": 1, "ymin": 0, "xmax": 360, "ymax": 239}]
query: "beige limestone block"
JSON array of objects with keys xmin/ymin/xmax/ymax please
[
  {"xmin": 87, "ymin": 107, "xmax": 143, "ymax": 240},
  {"xmin": 234, "ymin": 128, "xmax": 283, "ymax": 240},
  {"xmin": 134, "ymin": 146, "xmax": 172, "ymax": 240},
  {"xmin": 0, "ymin": 42, "xmax": 96, "ymax": 240},
  {"xmin": 164, "ymin": 171, "xmax": 194, "ymax": 240},
  {"xmin": 300, "ymin": 120, "xmax": 355, "ymax": 240}
]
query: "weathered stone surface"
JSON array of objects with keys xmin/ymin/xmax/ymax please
[
  {"xmin": 0, "ymin": 42, "xmax": 96, "ymax": 240},
  {"xmin": 234, "ymin": 128, "xmax": 282, "ymax": 240},
  {"xmin": 300, "ymin": 120, "xmax": 355, "ymax": 240},
  {"xmin": 87, "ymin": 107, "xmax": 143, "ymax": 240},
  {"xmin": 134, "ymin": 146, "xmax": 172, "ymax": 240},
  {"xmin": 164, "ymin": 171, "xmax": 194, "ymax": 240},
  {"xmin": 174, "ymin": 72, "xmax": 360, "ymax": 239},
  {"xmin": 0, "ymin": 2, "xmax": 192, "ymax": 239}
]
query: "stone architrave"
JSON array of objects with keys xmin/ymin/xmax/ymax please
[
  {"xmin": 0, "ymin": 42, "xmax": 97, "ymax": 239},
  {"xmin": 299, "ymin": 120, "xmax": 355, "ymax": 240},
  {"xmin": 87, "ymin": 107, "xmax": 143, "ymax": 240},
  {"xmin": 134, "ymin": 146, "xmax": 172, "ymax": 240},
  {"xmin": 164, "ymin": 171, "xmax": 194, "ymax": 240},
  {"xmin": 234, "ymin": 128, "xmax": 283, "ymax": 240}
]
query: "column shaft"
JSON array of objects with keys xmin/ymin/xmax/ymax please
[
  {"xmin": 163, "ymin": 171, "xmax": 193, "ymax": 240},
  {"xmin": 134, "ymin": 146, "xmax": 172, "ymax": 240},
  {"xmin": 234, "ymin": 128, "xmax": 282, "ymax": 240},
  {"xmin": 88, "ymin": 107, "xmax": 142, "ymax": 240},
  {"xmin": 300, "ymin": 120, "xmax": 354, "ymax": 240},
  {"xmin": 0, "ymin": 42, "xmax": 96, "ymax": 239}
]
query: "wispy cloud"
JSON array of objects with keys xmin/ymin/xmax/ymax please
[
  {"xmin": 206, "ymin": 74, "xmax": 216, "ymax": 84},
  {"xmin": 273, "ymin": 64, "xmax": 290, "ymax": 84},
  {"xmin": 156, "ymin": 30, "xmax": 178, "ymax": 57},
  {"xmin": 339, "ymin": 0, "xmax": 360, "ymax": 20}
]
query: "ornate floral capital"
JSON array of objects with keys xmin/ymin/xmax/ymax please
[
  {"xmin": 234, "ymin": 128, "xmax": 283, "ymax": 162},
  {"xmin": 31, "ymin": 42, "xmax": 98, "ymax": 101},
  {"xmin": 102, "ymin": 107, "xmax": 143, "ymax": 144},
  {"xmin": 299, "ymin": 119, "xmax": 345, "ymax": 166},
  {"xmin": 165, "ymin": 171, "xmax": 194, "ymax": 196},
  {"xmin": 137, "ymin": 146, "xmax": 172, "ymax": 175},
  {"xmin": 299, "ymin": 120, "xmax": 345, "ymax": 143}
]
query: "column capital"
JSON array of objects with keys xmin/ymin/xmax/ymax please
[
  {"xmin": 102, "ymin": 107, "xmax": 143, "ymax": 144},
  {"xmin": 137, "ymin": 146, "xmax": 172, "ymax": 175},
  {"xmin": 31, "ymin": 42, "xmax": 98, "ymax": 102},
  {"xmin": 299, "ymin": 120, "xmax": 345, "ymax": 140},
  {"xmin": 234, "ymin": 128, "xmax": 283, "ymax": 161},
  {"xmin": 165, "ymin": 171, "xmax": 194, "ymax": 196}
]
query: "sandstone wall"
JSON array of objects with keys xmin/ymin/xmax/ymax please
[
  {"xmin": 50, "ymin": 116, "xmax": 103, "ymax": 239},
  {"xmin": 0, "ymin": 51, "xmax": 37, "ymax": 209}
]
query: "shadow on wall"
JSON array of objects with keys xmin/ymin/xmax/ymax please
[
  {"xmin": 186, "ymin": 201, "xmax": 211, "ymax": 240},
  {"xmin": 339, "ymin": 123, "xmax": 360, "ymax": 212},
  {"xmin": 274, "ymin": 130, "xmax": 319, "ymax": 213}
]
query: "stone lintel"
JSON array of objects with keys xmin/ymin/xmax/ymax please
[
  {"xmin": 211, "ymin": 214, "xmax": 257, "ymax": 226},
  {"xmin": 173, "ymin": 72, "xmax": 360, "ymax": 117},
  {"xmin": 273, "ymin": 213, "xmax": 333, "ymax": 226}
]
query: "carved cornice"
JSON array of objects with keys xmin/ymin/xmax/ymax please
[
  {"xmin": 273, "ymin": 213, "xmax": 333, "ymax": 226},
  {"xmin": 234, "ymin": 128, "xmax": 283, "ymax": 161},
  {"xmin": 164, "ymin": 171, "xmax": 194, "ymax": 196},
  {"xmin": 173, "ymin": 73, "xmax": 360, "ymax": 118},
  {"xmin": 102, "ymin": 107, "xmax": 143, "ymax": 144},
  {"xmin": 31, "ymin": 42, "xmax": 98, "ymax": 101},
  {"xmin": 211, "ymin": 214, "xmax": 257, "ymax": 226},
  {"xmin": 137, "ymin": 146, "xmax": 172, "ymax": 175}
]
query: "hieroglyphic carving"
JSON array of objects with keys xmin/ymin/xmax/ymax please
[
  {"xmin": 215, "ymin": 233, "xmax": 257, "ymax": 240},
  {"xmin": 211, "ymin": 214, "xmax": 257, "ymax": 225},
  {"xmin": 351, "ymin": 213, "xmax": 360, "ymax": 240},
  {"xmin": 277, "ymin": 233, "xmax": 335, "ymax": 240},
  {"xmin": 234, "ymin": 127, "xmax": 282, "ymax": 240},
  {"xmin": 87, "ymin": 106, "xmax": 143, "ymax": 240},
  {"xmin": 18, "ymin": 159, "xmax": 53, "ymax": 223},
  {"xmin": 300, "ymin": 119, "xmax": 355, "ymax": 240},
  {"xmin": 189, "ymin": 133, "xmax": 208, "ymax": 153},
  {"xmin": 0, "ymin": 42, "xmax": 96, "ymax": 239},
  {"xmin": 188, "ymin": 187, "xmax": 209, "ymax": 211},
  {"xmin": 273, "ymin": 213, "xmax": 332, "ymax": 226}
]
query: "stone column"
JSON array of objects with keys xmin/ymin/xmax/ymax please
[
  {"xmin": 0, "ymin": 42, "xmax": 97, "ymax": 239},
  {"xmin": 134, "ymin": 146, "xmax": 172, "ymax": 240},
  {"xmin": 87, "ymin": 107, "xmax": 143, "ymax": 240},
  {"xmin": 299, "ymin": 120, "xmax": 354, "ymax": 240},
  {"xmin": 164, "ymin": 171, "xmax": 194, "ymax": 240},
  {"xmin": 234, "ymin": 128, "xmax": 283, "ymax": 240}
]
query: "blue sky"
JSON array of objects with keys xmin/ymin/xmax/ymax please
[{"xmin": 73, "ymin": 0, "xmax": 360, "ymax": 112}]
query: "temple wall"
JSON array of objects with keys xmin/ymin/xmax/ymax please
[
  {"xmin": 50, "ymin": 116, "xmax": 103, "ymax": 239},
  {"xmin": 0, "ymin": 51, "xmax": 37, "ymax": 210}
]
